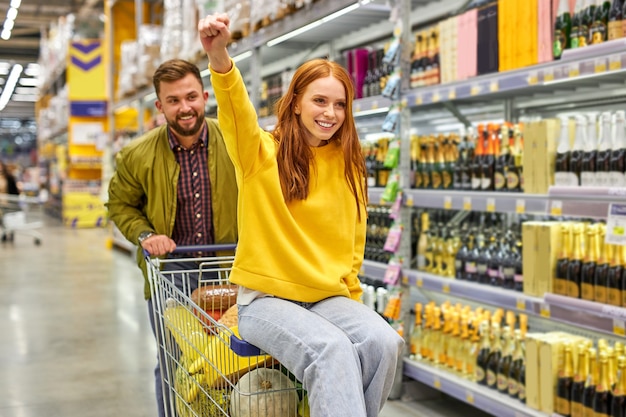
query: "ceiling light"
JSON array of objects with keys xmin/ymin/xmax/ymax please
[
  {"xmin": 3, "ymin": 20, "xmax": 14, "ymax": 31},
  {"xmin": 1, "ymin": 29, "xmax": 11, "ymax": 40},
  {"xmin": 18, "ymin": 78, "xmax": 38, "ymax": 87},
  {"xmin": 0, "ymin": 64, "xmax": 23, "ymax": 111},
  {"xmin": 7, "ymin": 7, "xmax": 18, "ymax": 20},
  {"xmin": 10, "ymin": 0, "xmax": 21, "ymax": 8}
]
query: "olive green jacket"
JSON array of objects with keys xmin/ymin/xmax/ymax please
[{"xmin": 106, "ymin": 118, "xmax": 238, "ymax": 299}]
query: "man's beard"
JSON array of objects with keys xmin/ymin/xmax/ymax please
[{"xmin": 167, "ymin": 111, "xmax": 205, "ymax": 137}]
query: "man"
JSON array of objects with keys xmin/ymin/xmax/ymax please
[{"xmin": 106, "ymin": 58, "xmax": 237, "ymax": 417}]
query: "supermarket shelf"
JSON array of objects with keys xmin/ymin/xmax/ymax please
[
  {"xmin": 403, "ymin": 189, "xmax": 548, "ymax": 215},
  {"xmin": 404, "ymin": 38, "xmax": 626, "ymax": 109},
  {"xmin": 368, "ymin": 188, "xmax": 393, "ymax": 205},
  {"xmin": 403, "ymin": 359, "xmax": 548, "ymax": 417},
  {"xmin": 547, "ymin": 186, "xmax": 624, "ymax": 219},
  {"xmin": 404, "ymin": 269, "xmax": 543, "ymax": 314},
  {"xmin": 543, "ymin": 293, "xmax": 626, "ymax": 337},
  {"xmin": 361, "ymin": 259, "xmax": 388, "ymax": 282}
]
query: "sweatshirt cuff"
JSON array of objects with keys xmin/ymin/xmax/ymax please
[{"xmin": 209, "ymin": 59, "xmax": 238, "ymax": 89}]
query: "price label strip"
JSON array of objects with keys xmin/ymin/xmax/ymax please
[
  {"xmin": 614, "ymin": 319, "xmax": 626, "ymax": 337},
  {"xmin": 415, "ymin": 94, "xmax": 423, "ymax": 106},
  {"xmin": 433, "ymin": 376, "xmax": 441, "ymax": 389},
  {"xmin": 465, "ymin": 390, "xmax": 475, "ymax": 405},
  {"xmin": 416, "ymin": 277, "xmax": 424, "ymax": 288},
  {"xmin": 609, "ymin": 54, "xmax": 622, "ymax": 71},
  {"xmin": 540, "ymin": 303, "xmax": 551, "ymax": 318},
  {"xmin": 470, "ymin": 84, "xmax": 481, "ymax": 96},
  {"xmin": 551, "ymin": 200, "xmax": 563, "ymax": 216},
  {"xmin": 406, "ymin": 196, "xmax": 414, "ymax": 207},
  {"xmin": 486, "ymin": 198, "xmax": 496, "ymax": 213},
  {"xmin": 595, "ymin": 57, "xmax": 607, "ymax": 74},
  {"xmin": 516, "ymin": 298, "xmax": 526, "ymax": 311},
  {"xmin": 569, "ymin": 63, "xmax": 580, "ymax": 78},
  {"xmin": 528, "ymin": 71, "xmax": 538, "ymax": 86},
  {"xmin": 489, "ymin": 80, "xmax": 499, "ymax": 92},
  {"xmin": 543, "ymin": 68, "xmax": 555, "ymax": 82},
  {"xmin": 605, "ymin": 203, "xmax": 626, "ymax": 245},
  {"xmin": 516, "ymin": 199, "xmax": 526, "ymax": 214},
  {"xmin": 444, "ymin": 196, "xmax": 452, "ymax": 210},
  {"xmin": 463, "ymin": 197, "xmax": 472, "ymax": 211},
  {"xmin": 448, "ymin": 88, "xmax": 456, "ymax": 100}
]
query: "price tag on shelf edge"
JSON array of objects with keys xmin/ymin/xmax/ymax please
[
  {"xmin": 528, "ymin": 71, "xmax": 539, "ymax": 86},
  {"xmin": 550, "ymin": 200, "xmax": 563, "ymax": 216},
  {"xmin": 609, "ymin": 54, "xmax": 622, "ymax": 71},
  {"xmin": 486, "ymin": 198, "xmax": 496, "ymax": 212},
  {"xmin": 415, "ymin": 94, "xmax": 423, "ymax": 106},
  {"xmin": 516, "ymin": 199, "xmax": 526, "ymax": 214},
  {"xmin": 444, "ymin": 196, "xmax": 452, "ymax": 210},
  {"xmin": 540, "ymin": 303, "xmax": 551, "ymax": 318},
  {"xmin": 489, "ymin": 80, "xmax": 499, "ymax": 92},
  {"xmin": 442, "ymin": 283, "xmax": 451, "ymax": 294},
  {"xmin": 543, "ymin": 68, "xmax": 555, "ymax": 82},
  {"xmin": 371, "ymin": 100, "xmax": 379, "ymax": 110},
  {"xmin": 465, "ymin": 390, "xmax": 475, "ymax": 404},
  {"xmin": 569, "ymin": 62, "xmax": 581, "ymax": 78},
  {"xmin": 448, "ymin": 88, "xmax": 456, "ymax": 100},
  {"xmin": 433, "ymin": 376, "xmax": 441, "ymax": 389},
  {"xmin": 463, "ymin": 196, "xmax": 472, "ymax": 211},
  {"xmin": 605, "ymin": 203, "xmax": 626, "ymax": 245},
  {"xmin": 614, "ymin": 318, "xmax": 626, "ymax": 337},
  {"xmin": 594, "ymin": 57, "xmax": 607, "ymax": 74},
  {"xmin": 432, "ymin": 92, "xmax": 441, "ymax": 103},
  {"xmin": 406, "ymin": 195, "xmax": 414, "ymax": 207},
  {"xmin": 516, "ymin": 298, "xmax": 526, "ymax": 311},
  {"xmin": 416, "ymin": 277, "xmax": 423, "ymax": 288},
  {"xmin": 470, "ymin": 84, "xmax": 481, "ymax": 96}
]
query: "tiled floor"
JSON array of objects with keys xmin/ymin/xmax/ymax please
[{"xmin": 0, "ymin": 221, "xmax": 491, "ymax": 417}]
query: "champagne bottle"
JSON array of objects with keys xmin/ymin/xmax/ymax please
[
  {"xmin": 609, "ymin": 110, "xmax": 626, "ymax": 188},
  {"xmin": 581, "ymin": 224, "xmax": 599, "ymax": 301},
  {"xmin": 556, "ymin": 223, "xmax": 572, "ymax": 296},
  {"xmin": 570, "ymin": 115, "xmax": 588, "ymax": 187},
  {"xmin": 597, "ymin": 112, "xmax": 614, "ymax": 188},
  {"xmin": 506, "ymin": 124, "xmax": 524, "ymax": 192},
  {"xmin": 582, "ymin": 113, "xmax": 598, "ymax": 187},
  {"xmin": 476, "ymin": 321, "xmax": 491, "ymax": 385},
  {"xmin": 611, "ymin": 355, "xmax": 626, "ymax": 417},
  {"xmin": 595, "ymin": 224, "xmax": 611, "ymax": 304},
  {"xmin": 495, "ymin": 123, "xmax": 510, "ymax": 192},
  {"xmin": 481, "ymin": 124, "xmax": 497, "ymax": 191},
  {"xmin": 590, "ymin": 0, "xmax": 611, "ymax": 44},
  {"xmin": 471, "ymin": 125, "xmax": 486, "ymax": 191},
  {"xmin": 462, "ymin": 127, "xmax": 475, "ymax": 190},
  {"xmin": 557, "ymin": 342, "xmax": 574, "ymax": 416},
  {"xmin": 593, "ymin": 352, "xmax": 613, "ymax": 417},
  {"xmin": 572, "ymin": 0, "xmax": 585, "ymax": 48},
  {"xmin": 568, "ymin": 223, "xmax": 585, "ymax": 298},
  {"xmin": 607, "ymin": 244, "xmax": 624, "ymax": 306},
  {"xmin": 608, "ymin": 0, "xmax": 624, "ymax": 40},
  {"xmin": 581, "ymin": 0, "xmax": 597, "ymax": 46},
  {"xmin": 497, "ymin": 325, "xmax": 515, "ymax": 393},
  {"xmin": 417, "ymin": 212, "xmax": 430, "ymax": 271},
  {"xmin": 486, "ymin": 323, "xmax": 503, "ymax": 390},
  {"xmin": 508, "ymin": 330, "xmax": 524, "ymax": 398},
  {"xmin": 572, "ymin": 345, "xmax": 590, "ymax": 417},
  {"xmin": 582, "ymin": 347, "xmax": 599, "ymax": 417},
  {"xmin": 555, "ymin": 0, "xmax": 573, "ymax": 58},
  {"xmin": 556, "ymin": 117, "xmax": 575, "ymax": 186}
]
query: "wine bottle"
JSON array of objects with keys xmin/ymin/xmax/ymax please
[
  {"xmin": 557, "ymin": 342, "xmax": 575, "ymax": 416},
  {"xmin": 581, "ymin": 0, "xmax": 597, "ymax": 46},
  {"xmin": 582, "ymin": 113, "xmax": 598, "ymax": 187},
  {"xmin": 410, "ymin": 303, "xmax": 424, "ymax": 360},
  {"xmin": 486, "ymin": 323, "xmax": 503, "ymax": 390},
  {"xmin": 581, "ymin": 224, "xmax": 599, "ymax": 301},
  {"xmin": 570, "ymin": 115, "xmax": 588, "ymax": 186},
  {"xmin": 593, "ymin": 352, "xmax": 613, "ymax": 417},
  {"xmin": 590, "ymin": 0, "xmax": 611, "ymax": 44},
  {"xmin": 571, "ymin": 345, "xmax": 589, "ymax": 417},
  {"xmin": 611, "ymin": 356, "xmax": 626, "ymax": 417},
  {"xmin": 494, "ymin": 123, "xmax": 510, "ymax": 192},
  {"xmin": 417, "ymin": 212, "xmax": 430, "ymax": 271},
  {"xmin": 608, "ymin": 0, "xmax": 624, "ymax": 40},
  {"xmin": 475, "ymin": 321, "xmax": 491, "ymax": 385},
  {"xmin": 567, "ymin": 223, "xmax": 585, "ymax": 298},
  {"xmin": 597, "ymin": 112, "xmax": 614, "ymax": 188},
  {"xmin": 607, "ymin": 244, "xmax": 624, "ymax": 306},
  {"xmin": 481, "ymin": 124, "xmax": 497, "ymax": 191},
  {"xmin": 506, "ymin": 124, "xmax": 524, "ymax": 192},
  {"xmin": 595, "ymin": 225, "xmax": 611, "ymax": 304},
  {"xmin": 572, "ymin": 0, "xmax": 585, "ymax": 48},
  {"xmin": 609, "ymin": 110, "xmax": 626, "ymax": 188},
  {"xmin": 555, "ymin": 0, "xmax": 573, "ymax": 58},
  {"xmin": 556, "ymin": 117, "xmax": 575, "ymax": 186},
  {"xmin": 582, "ymin": 347, "xmax": 599, "ymax": 417},
  {"xmin": 497, "ymin": 326, "xmax": 515, "ymax": 393},
  {"xmin": 556, "ymin": 224, "xmax": 573, "ymax": 296},
  {"xmin": 471, "ymin": 125, "xmax": 486, "ymax": 191}
]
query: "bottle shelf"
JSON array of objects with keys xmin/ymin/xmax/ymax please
[
  {"xmin": 366, "ymin": 187, "xmax": 626, "ymax": 218},
  {"xmin": 403, "ymin": 359, "xmax": 548, "ymax": 417},
  {"xmin": 403, "ymin": 38, "xmax": 626, "ymax": 109}
]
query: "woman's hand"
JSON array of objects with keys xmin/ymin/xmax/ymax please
[{"xmin": 198, "ymin": 13, "xmax": 233, "ymax": 73}]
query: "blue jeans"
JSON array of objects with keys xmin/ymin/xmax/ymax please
[{"xmin": 237, "ymin": 296, "xmax": 404, "ymax": 417}]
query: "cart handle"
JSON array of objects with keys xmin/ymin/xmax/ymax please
[{"xmin": 142, "ymin": 243, "xmax": 237, "ymax": 257}]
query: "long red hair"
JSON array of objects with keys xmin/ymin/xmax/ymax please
[{"xmin": 272, "ymin": 59, "xmax": 368, "ymax": 215}]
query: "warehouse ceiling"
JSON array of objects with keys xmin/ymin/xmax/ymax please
[{"xmin": 0, "ymin": 0, "xmax": 102, "ymax": 122}]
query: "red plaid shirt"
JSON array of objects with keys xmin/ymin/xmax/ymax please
[{"xmin": 167, "ymin": 123, "xmax": 214, "ymax": 250}]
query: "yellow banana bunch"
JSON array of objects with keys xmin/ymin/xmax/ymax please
[{"xmin": 163, "ymin": 300, "xmax": 210, "ymax": 362}]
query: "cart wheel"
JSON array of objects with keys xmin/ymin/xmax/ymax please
[{"xmin": 34, "ymin": 238, "xmax": 41, "ymax": 246}]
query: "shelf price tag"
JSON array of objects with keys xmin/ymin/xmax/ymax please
[
  {"xmin": 550, "ymin": 200, "xmax": 563, "ymax": 216},
  {"xmin": 444, "ymin": 196, "xmax": 452, "ymax": 210},
  {"xmin": 416, "ymin": 277, "xmax": 424, "ymax": 288},
  {"xmin": 355, "ymin": 103, "xmax": 362, "ymax": 113},
  {"xmin": 528, "ymin": 71, "xmax": 539, "ymax": 85},
  {"xmin": 569, "ymin": 63, "xmax": 580, "ymax": 78},
  {"xmin": 516, "ymin": 199, "xmax": 526, "ymax": 214},
  {"xmin": 448, "ymin": 88, "xmax": 456, "ymax": 100},
  {"xmin": 433, "ymin": 376, "xmax": 441, "ymax": 389},
  {"xmin": 614, "ymin": 319, "xmax": 626, "ymax": 337},
  {"xmin": 540, "ymin": 303, "xmax": 551, "ymax": 318},
  {"xmin": 432, "ymin": 92, "xmax": 441, "ymax": 103},
  {"xmin": 489, "ymin": 80, "xmax": 499, "ymax": 92},
  {"xmin": 605, "ymin": 203, "xmax": 626, "ymax": 245},
  {"xmin": 402, "ymin": 275, "xmax": 409, "ymax": 285},
  {"xmin": 465, "ymin": 390, "xmax": 475, "ymax": 404},
  {"xmin": 415, "ymin": 94, "xmax": 423, "ymax": 106},
  {"xmin": 486, "ymin": 198, "xmax": 496, "ymax": 212},
  {"xmin": 470, "ymin": 84, "xmax": 481, "ymax": 96},
  {"xmin": 371, "ymin": 100, "xmax": 379, "ymax": 110},
  {"xmin": 516, "ymin": 298, "xmax": 526, "ymax": 311},
  {"xmin": 442, "ymin": 283, "xmax": 451, "ymax": 294},
  {"xmin": 543, "ymin": 68, "xmax": 555, "ymax": 82},
  {"xmin": 595, "ymin": 58, "xmax": 607, "ymax": 74},
  {"xmin": 463, "ymin": 197, "xmax": 472, "ymax": 211},
  {"xmin": 609, "ymin": 54, "xmax": 622, "ymax": 71},
  {"xmin": 406, "ymin": 195, "xmax": 414, "ymax": 207}
]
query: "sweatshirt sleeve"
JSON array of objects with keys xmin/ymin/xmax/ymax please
[
  {"xmin": 209, "ymin": 62, "xmax": 274, "ymax": 177},
  {"xmin": 345, "ymin": 202, "xmax": 367, "ymax": 302}
]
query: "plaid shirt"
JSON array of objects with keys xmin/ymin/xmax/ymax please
[{"xmin": 168, "ymin": 123, "xmax": 213, "ymax": 250}]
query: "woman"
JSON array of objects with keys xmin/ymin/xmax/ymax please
[
  {"xmin": 0, "ymin": 161, "xmax": 19, "ymax": 242},
  {"xmin": 198, "ymin": 13, "xmax": 404, "ymax": 417}
]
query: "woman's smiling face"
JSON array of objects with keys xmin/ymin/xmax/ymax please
[{"xmin": 294, "ymin": 75, "xmax": 346, "ymax": 147}]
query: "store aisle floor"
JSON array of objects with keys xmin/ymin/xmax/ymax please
[{"xmin": 0, "ymin": 223, "xmax": 490, "ymax": 417}]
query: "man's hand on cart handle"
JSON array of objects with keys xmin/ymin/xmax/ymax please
[{"xmin": 140, "ymin": 234, "xmax": 176, "ymax": 256}]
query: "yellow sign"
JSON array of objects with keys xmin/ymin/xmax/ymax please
[{"xmin": 68, "ymin": 39, "xmax": 106, "ymax": 101}]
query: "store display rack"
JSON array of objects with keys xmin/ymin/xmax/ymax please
[{"xmin": 403, "ymin": 359, "xmax": 548, "ymax": 417}]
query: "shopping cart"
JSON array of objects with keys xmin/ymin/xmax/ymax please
[
  {"xmin": 0, "ymin": 193, "xmax": 45, "ymax": 245},
  {"xmin": 146, "ymin": 245, "xmax": 306, "ymax": 417}
]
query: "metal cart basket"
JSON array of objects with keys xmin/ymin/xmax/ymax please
[
  {"xmin": 0, "ymin": 193, "xmax": 44, "ymax": 245},
  {"xmin": 146, "ymin": 245, "xmax": 306, "ymax": 417}
]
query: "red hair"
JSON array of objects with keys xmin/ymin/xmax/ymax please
[{"xmin": 272, "ymin": 59, "xmax": 368, "ymax": 215}]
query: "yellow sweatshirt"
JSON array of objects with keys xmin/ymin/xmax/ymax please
[{"xmin": 210, "ymin": 63, "xmax": 366, "ymax": 303}]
